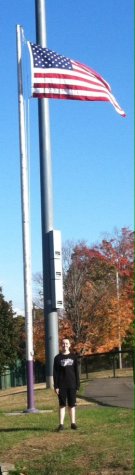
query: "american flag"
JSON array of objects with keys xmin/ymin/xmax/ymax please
[{"xmin": 28, "ymin": 42, "xmax": 126, "ymax": 117}]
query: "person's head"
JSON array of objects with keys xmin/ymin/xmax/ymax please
[{"xmin": 62, "ymin": 338, "xmax": 71, "ymax": 354}]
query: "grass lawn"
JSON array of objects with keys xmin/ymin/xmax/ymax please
[{"xmin": 0, "ymin": 383, "xmax": 133, "ymax": 475}]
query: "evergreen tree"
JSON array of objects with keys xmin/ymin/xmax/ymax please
[{"xmin": 0, "ymin": 288, "xmax": 19, "ymax": 372}]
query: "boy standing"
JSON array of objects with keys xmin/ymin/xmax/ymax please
[{"xmin": 53, "ymin": 338, "xmax": 80, "ymax": 431}]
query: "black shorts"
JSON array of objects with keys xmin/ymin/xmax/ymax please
[{"xmin": 58, "ymin": 388, "xmax": 76, "ymax": 407}]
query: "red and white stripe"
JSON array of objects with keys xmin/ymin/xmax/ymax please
[{"xmin": 29, "ymin": 46, "xmax": 125, "ymax": 117}]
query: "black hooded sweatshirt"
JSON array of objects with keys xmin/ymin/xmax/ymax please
[{"xmin": 53, "ymin": 352, "xmax": 80, "ymax": 390}]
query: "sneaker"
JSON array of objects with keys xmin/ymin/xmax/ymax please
[
  {"xmin": 57, "ymin": 424, "xmax": 64, "ymax": 431},
  {"xmin": 71, "ymin": 423, "xmax": 77, "ymax": 430}
]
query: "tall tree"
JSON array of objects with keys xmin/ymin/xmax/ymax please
[
  {"xmin": 33, "ymin": 228, "xmax": 134, "ymax": 356},
  {"xmin": 33, "ymin": 308, "xmax": 45, "ymax": 363},
  {"xmin": 13, "ymin": 315, "xmax": 26, "ymax": 361},
  {"xmin": 0, "ymin": 288, "xmax": 20, "ymax": 372},
  {"xmin": 63, "ymin": 228, "xmax": 134, "ymax": 354}
]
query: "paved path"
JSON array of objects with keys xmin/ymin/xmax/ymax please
[{"xmin": 84, "ymin": 377, "xmax": 134, "ymax": 409}]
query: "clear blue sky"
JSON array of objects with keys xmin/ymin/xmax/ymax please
[{"xmin": 0, "ymin": 0, "xmax": 133, "ymax": 313}]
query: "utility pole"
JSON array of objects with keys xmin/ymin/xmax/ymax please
[{"xmin": 35, "ymin": 0, "xmax": 60, "ymax": 388}]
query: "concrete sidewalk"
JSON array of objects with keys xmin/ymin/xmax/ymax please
[{"xmin": 84, "ymin": 377, "xmax": 134, "ymax": 409}]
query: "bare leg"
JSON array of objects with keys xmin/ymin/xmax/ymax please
[
  {"xmin": 59, "ymin": 406, "xmax": 66, "ymax": 425},
  {"xmin": 68, "ymin": 406, "xmax": 76, "ymax": 424}
]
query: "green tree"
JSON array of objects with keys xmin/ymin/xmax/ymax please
[
  {"xmin": 0, "ymin": 288, "xmax": 20, "ymax": 372},
  {"xmin": 13, "ymin": 315, "xmax": 26, "ymax": 361}
]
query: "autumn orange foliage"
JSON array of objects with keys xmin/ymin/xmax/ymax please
[
  {"xmin": 63, "ymin": 228, "xmax": 134, "ymax": 355},
  {"xmin": 33, "ymin": 309, "xmax": 45, "ymax": 363},
  {"xmin": 33, "ymin": 228, "xmax": 134, "ymax": 362}
]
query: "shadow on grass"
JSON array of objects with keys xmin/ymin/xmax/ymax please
[
  {"xmin": 77, "ymin": 393, "xmax": 120, "ymax": 408},
  {"xmin": 0, "ymin": 391, "xmax": 27, "ymax": 398},
  {"xmin": 0, "ymin": 427, "xmax": 57, "ymax": 433},
  {"xmin": 0, "ymin": 387, "xmax": 47, "ymax": 398}
]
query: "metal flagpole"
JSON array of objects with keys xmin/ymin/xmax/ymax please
[
  {"xmin": 35, "ymin": 0, "xmax": 59, "ymax": 388},
  {"xmin": 16, "ymin": 25, "xmax": 36, "ymax": 411}
]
